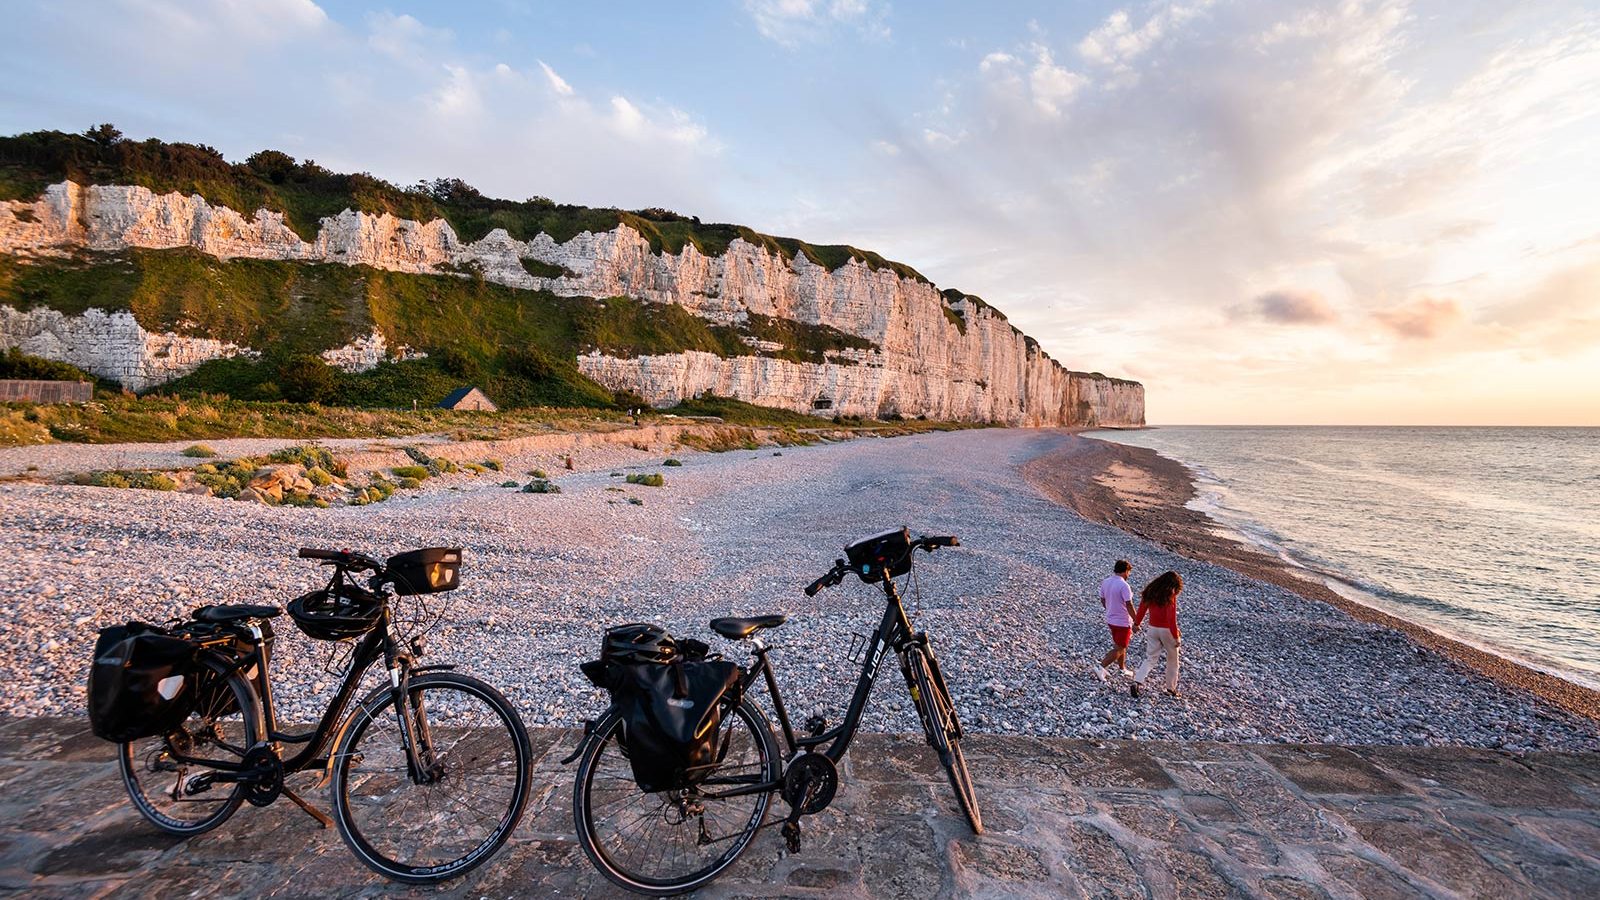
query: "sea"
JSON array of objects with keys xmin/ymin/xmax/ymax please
[{"xmin": 1084, "ymin": 426, "xmax": 1600, "ymax": 691}]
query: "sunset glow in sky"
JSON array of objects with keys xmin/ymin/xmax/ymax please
[{"xmin": 5, "ymin": 0, "xmax": 1598, "ymax": 424}]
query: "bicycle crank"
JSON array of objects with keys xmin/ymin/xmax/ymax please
[
  {"xmin": 781, "ymin": 752, "xmax": 838, "ymax": 816},
  {"xmin": 240, "ymin": 744, "xmax": 284, "ymax": 807}
]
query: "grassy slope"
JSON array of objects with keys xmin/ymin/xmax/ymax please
[
  {"xmin": 0, "ymin": 129, "xmax": 929, "ymax": 282},
  {"xmin": 0, "ymin": 248, "xmax": 879, "ymax": 407}
]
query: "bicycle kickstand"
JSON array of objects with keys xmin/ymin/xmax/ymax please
[{"xmin": 281, "ymin": 782, "xmax": 334, "ymax": 829}]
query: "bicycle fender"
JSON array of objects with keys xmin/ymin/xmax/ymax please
[{"xmin": 410, "ymin": 664, "xmax": 457, "ymax": 674}]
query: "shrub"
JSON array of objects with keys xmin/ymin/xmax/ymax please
[
  {"xmin": 144, "ymin": 473, "xmax": 177, "ymax": 491},
  {"xmin": 463, "ymin": 462, "xmax": 487, "ymax": 474},
  {"xmin": 368, "ymin": 478, "xmax": 397, "ymax": 500},
  {"xmin": 182, "ymin": 443, "xmax": 217, "ymax": 458},
  {"xmin": 483, "ymin": 459, "xmax": 503, "ymax": 471},
  {"xmin": 391, "ymin": 465, "xmax": 430, "ymax": 480},
  {"xmin": 194, "ymin": 463, "xmax": 218, "ymax": 476},
  {"xmin": 268, "ymin": 445, "xmax": 345, "ymax": 476},
  {"xmin": 522, "ymin": 478, "xmax": 561, "ymax": 494},
  {"xmin": 277, "ymin": 355, "xmax": 336, "ymax": 404},
  {"xmin": 662, "ymin": 458, "xmax": 682, "ymax": 467},
  {"xmin": 398, "ymin": 476, "xmax": 422, "ymax": 490},
  {"xmin": 626, "ymin": 473, "xmax": 664, "ymax": 487},
  {"xmin": 90, "ymin": 471, "xmax": 131, "ymax": 488},
  {"xmin": 305, "ymin": 466, "xmax": 334, "ymax": 487},
  {"xmin": 529, "ymin": 468, "xmax": 548, "ymax": 479}
]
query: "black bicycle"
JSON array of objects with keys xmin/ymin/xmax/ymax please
[
  {"xmin": 116, "ymin": 547, "xmax": 533, "ymax": 884},
  {"xmin": 568, "ymin": 528, "xmax": 982, "ymax": 895}
]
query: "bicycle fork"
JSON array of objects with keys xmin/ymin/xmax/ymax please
[{"xmin": 389, "ymin": 665, "xmax": 443, "ymax": 785}]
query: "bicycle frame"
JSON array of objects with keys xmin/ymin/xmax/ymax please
[
  {"xmin": 698, "ymin": 574, "xmax": 925, "ymax": 800},
  {"xmin": 162, "ymin": 569, "xmax": 443, "ymax": 785}
]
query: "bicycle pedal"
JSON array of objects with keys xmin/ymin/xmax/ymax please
[{"xmin": 781, "ymin": 820, "xmax": 802, "ymax": 853}]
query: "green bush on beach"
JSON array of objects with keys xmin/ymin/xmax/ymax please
[
  {"xmin": 626, "ymin": 473, "xmax": 664, "ymax": 487},
  {"xmin": 181, "ymin": 443, "xmax": 217, "ymax": 458}
]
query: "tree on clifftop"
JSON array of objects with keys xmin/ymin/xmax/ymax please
[{"xmin": 84, "ymin": 123, "xmax": 122, "ymax": 147}]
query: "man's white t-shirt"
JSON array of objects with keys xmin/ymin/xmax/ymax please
[{"xmin": 1099, "ymin": 575, "xmax": 1133, "ymax": 627}]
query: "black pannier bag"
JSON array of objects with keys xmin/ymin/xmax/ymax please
[
  {"xmin": 87, "ymin": 622, "xmax": 200, "ymax": 742},
  {"xmin": 581, "ymin": 624, "xmax": 742, "ymax": 793}
]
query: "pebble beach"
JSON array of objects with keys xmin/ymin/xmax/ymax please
[{"xmin": 3, "ymin": 427, "xmax": 1596, "ymax": 752}]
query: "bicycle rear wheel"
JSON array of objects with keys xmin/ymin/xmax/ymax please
[
  {"xmin": 330, "ymin": 672, "xmax": 532, "ymax": 884},
  {"xmin": 574, "ymin": 698, "xmax": 780, "ymax": 896},
  {"xmin": 907, "ymin": 646, "xmax": 983, "ymax": 834},
  {"xmin": 119, "ymin": 660, "xmax": 261, "ymax": 835}
]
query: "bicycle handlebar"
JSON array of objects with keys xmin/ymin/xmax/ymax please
[
  {"xmin": 803, "ymin": 534, "xmax": 960, "ymax": 595},
  {"xmin": 297, "ymin": 547, "xmax": 386, "ymax": 573}
]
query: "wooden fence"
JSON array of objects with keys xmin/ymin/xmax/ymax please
[{"xmin": 0, "ymin": 380, "xmax": 94, "ymax": 404}]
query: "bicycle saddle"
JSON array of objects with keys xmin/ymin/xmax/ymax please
[
  {"xmin": 709, "ymin": 615, "xmax": 787, "ymax": 640},
  {"xmin": 193, "ymin": 604, "xmax": 283, "ymax": 623}
]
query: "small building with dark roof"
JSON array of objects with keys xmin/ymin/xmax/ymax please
[{"xmin": 438, "ymin": 386, "xmax": 497, "ymax": 412}]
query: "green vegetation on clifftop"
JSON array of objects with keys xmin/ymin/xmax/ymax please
[{"xmin": 0, "ymin": 127, "xmax": 928, "ymax": 281}]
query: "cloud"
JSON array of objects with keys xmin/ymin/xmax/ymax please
[
  {"xmin": 538, "ymin": 60, "xmax": 574, "ymax": 96},
  {"xmin": 1077, "ymin": 1, "xmax": 1215, "ymax": 69},
  {"xmin": 1373, "ymin": 297, "xmax": 1463, "ymax": 339},
  {"xmin": 1234, "ymin": 289, "xmax": 1338, "ymax": 324},
  {"xmin": 978, "ymin": 44, "xmax": 1088, "ymax": 119},
  {"xmin": 744, "ymin": 0, "xmax": 889, "ymax": 46}
]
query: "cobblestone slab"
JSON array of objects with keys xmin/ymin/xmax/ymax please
[{"xmin": 3, "ymin": 718, "xmax": 1597, "ymax": 898}]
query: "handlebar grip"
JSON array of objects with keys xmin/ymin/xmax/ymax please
[
  {"xmin": 298, "ymin": 548, "xmax": 343, "ymax": 560},
  {"xmin": 804, "ymin": 576, "xmax": 829, "ymax": 597},
  {"xmin": 922, "ymin": 535, "xmax": 959, "ymax": 548}
]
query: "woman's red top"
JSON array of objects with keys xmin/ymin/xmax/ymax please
[{"xmin": 1133, "ymin": 597, "xmax": 1179, "ymax": 638}]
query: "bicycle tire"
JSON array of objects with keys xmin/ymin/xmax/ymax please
[
  {"xmin": 330, "ymin": 672, "xmax": 532, "ymax": 884},
  {"xmin": 119, "ymin": 658, "xmax": 262, "ymax": 836},
  {"xmin": 907, "ymin": 647, "xmax": 983, "ymax": 834},
  {"xmin": 574, "ymin": 698, "xmax": 781, "ymax": 896}
]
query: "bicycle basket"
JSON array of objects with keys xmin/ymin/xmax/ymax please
[
  {"xmin": 86, "ymin": 622, "xmax": 200, "ymax": 742},
  {"xmin": 288, "ymin": 585, "xmax": 383, "ymax": 641},
  {"xmin": 844, "ymin": 527, "xmax": 913, "ymax": 583},
  {"xmin": 385, "ymin": 547, "xmax": 462, "ymax": 595}
]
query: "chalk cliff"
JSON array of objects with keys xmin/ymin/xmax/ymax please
[{"xmin": 0, "ymin": 182, "xmax": 1143, "ymax": 425}]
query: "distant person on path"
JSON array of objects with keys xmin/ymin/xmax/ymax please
[
  {"xmin": 1093, "ymin": 560, "xmax": 1138, "ymax": 682},
  {"xmin": 1131, "ymin": 570, "xmax": 1184, "ymax": 698}
]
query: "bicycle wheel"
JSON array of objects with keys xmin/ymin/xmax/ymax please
[
  {"xmin": 574, "ymin": 698, "xmax": 780, "ymax": 896},
  {"xmin": 119, "ymin": 659, "xmax": 262, "ymax": 835},
  {"xmin": 330, "ymin": 672, "xmax": 532, "ymax": 884},
  {"xmin": 907, "ymin": 647, "xmax": 983, "ymax": 834}
]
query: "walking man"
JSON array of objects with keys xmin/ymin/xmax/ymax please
[{"xmin": 1093, "ymin": 560, "xmax": 1137, "ymax": 682}]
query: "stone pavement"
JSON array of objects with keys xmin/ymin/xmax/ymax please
[{"xmin": 3, "ymin": 717, "xmax": 1598, "ymax": 899}]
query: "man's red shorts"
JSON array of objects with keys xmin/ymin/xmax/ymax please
[{"xmin": 1108, "ymin": 625, "xmax": 1131, "ymax": 648}]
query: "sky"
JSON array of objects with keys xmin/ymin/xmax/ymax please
[{"xmin": 3, "ymin": 0, "xmax": 1599, "ymax": 425}]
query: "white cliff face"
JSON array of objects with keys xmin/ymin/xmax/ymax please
[
  {"xmin": 0, "ymin": 306, "xmax": 256, "ymax": 392},
  {"xmin": 0, "ymin": 182, "xmax": 1143, "ymax": 426}
]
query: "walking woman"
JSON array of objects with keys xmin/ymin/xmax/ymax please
[{"xmin": 1131, "ymin": 570, "xmax": 1183, "ymax": 698}]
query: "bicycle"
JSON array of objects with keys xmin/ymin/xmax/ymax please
[
  {"xmin": 116, "ymin": 547, "xmax": 533, "ymax": 884},
  {"xmin": 567, "ymin": 528, "xmax": 982, "ymax": 896}
]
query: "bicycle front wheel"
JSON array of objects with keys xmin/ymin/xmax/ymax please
[
  {"xmin": 119, "ymin": 659, "xmax": 262, "ymax": 836},
  {"xmin": 330, "ymin": 672, "xmax": 532, "ymax": 884},
  {"xmin": 574, "ymin": 698, "xmax": 780, "ymax": 896},
  {"xmin": 907, "ymin": 646, "xmax": 983, "ymax": 834}
]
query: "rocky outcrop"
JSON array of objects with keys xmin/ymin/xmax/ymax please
[{"xmin": 0, "ymin": 182, "xmax": 1144, "ymax": 425}]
